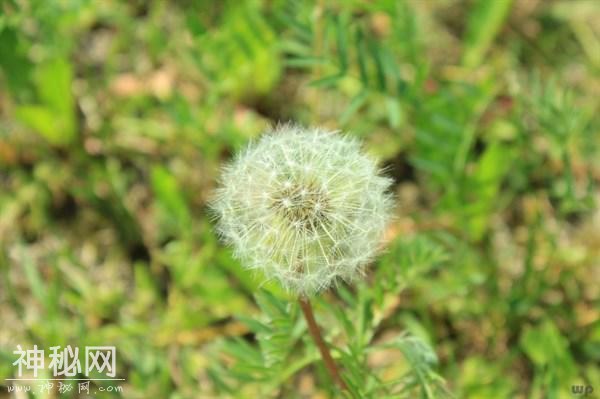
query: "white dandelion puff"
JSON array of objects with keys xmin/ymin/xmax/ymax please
[{"xmin": 211, "ymin": 124, "xmax": 394, "ymax": 296}]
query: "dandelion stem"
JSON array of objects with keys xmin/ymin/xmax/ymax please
[{"xmin": 298, "ymin": 297, "xmax": 348, "ymax": 391}]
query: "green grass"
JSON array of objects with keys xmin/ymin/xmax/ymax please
[{"xmin": 0, "ymin": 0, "xmax": 599, "ymax": 398}]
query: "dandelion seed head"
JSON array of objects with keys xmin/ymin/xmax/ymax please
[{"xmin": 211, "ymin": 124, "xmax": 394, "ymax": 296}]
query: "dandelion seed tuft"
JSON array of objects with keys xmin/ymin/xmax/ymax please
[{"xmin": 211, "ymin": 124, "xmax": 393, "ymax": 296}]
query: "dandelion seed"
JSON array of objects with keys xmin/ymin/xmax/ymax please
[{"xmin": 211, "ymin": 124, "xmax": 393, "ymax": 296}]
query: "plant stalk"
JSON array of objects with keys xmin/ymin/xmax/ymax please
[{"xmin": 298, "ymin": 297, "xmax": 348, "ymax": 391}]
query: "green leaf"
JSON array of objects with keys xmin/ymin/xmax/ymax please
[
  {"xmin": 385, "ymin": 96, "xmax": 403, "ymax": 128},
  {"xmin": 284, "ymin": 56, "xmax": 327, "ymax": 68},
  {"xmin": 334, "ymin": 15, "xmax": 349, "ymax": 71},
  {"xmin": 380, "ymin": 333, "xmax": 450, "ymax": 399},
  {"xmin": 367, "ymin": 37, "xmax": 386, "ymax": 90},
  {"xmin": 15, "ymin": 58, "xmax": 76, "ymax": 146},
  {"xmin": 382, "ymin": 234, "xmax": 449, "ymax": 286},
  {"xmin": 151, "ymin": 166, "xmax": 192, "ymax": 234},
  {"xmin": 308, "ymin": 73, "xmax": 344, "ymax": 88},
  {"xmin": 462, "ymin": 0, "xmax": 514, "ymax": 67},
  {"xmin": 15, "ymin": 105, "xmax": 64, "ymax": 145},
  {"xmin": 22, "ymin": 249, "xmax": 46, "ymax": 304},
  {"xmin": 355, "ymin": 28, "xmax": 369, "ymax": 86},
  {"xmin": 0, "ymin": 27, "xmax": 33, "ymax": 95},
  {"xmin": 520, "ymin": 319, "xmax": 576, "ymax": 377},
  {"xmin": 411, "ymin": 81, "xmax": 496, "ymax": 196},
  {"xmin": 34, "ymin": 58, "xmax": 74, "ymax": 115},
  {"xmin": 520, "ymin": 319, "xmax": 577, "ymax": 398},
  {"xmin": 340, "ymin": 90, "xmax": 369, "ymax": 124},
  {"xmin": 464, "ymin": 142, "xmax": 513, "ymax": 240}
]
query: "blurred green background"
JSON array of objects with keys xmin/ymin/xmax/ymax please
[{"xmin": 0, "ymin": 0, "xmax": 599, "ymax": 398}]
